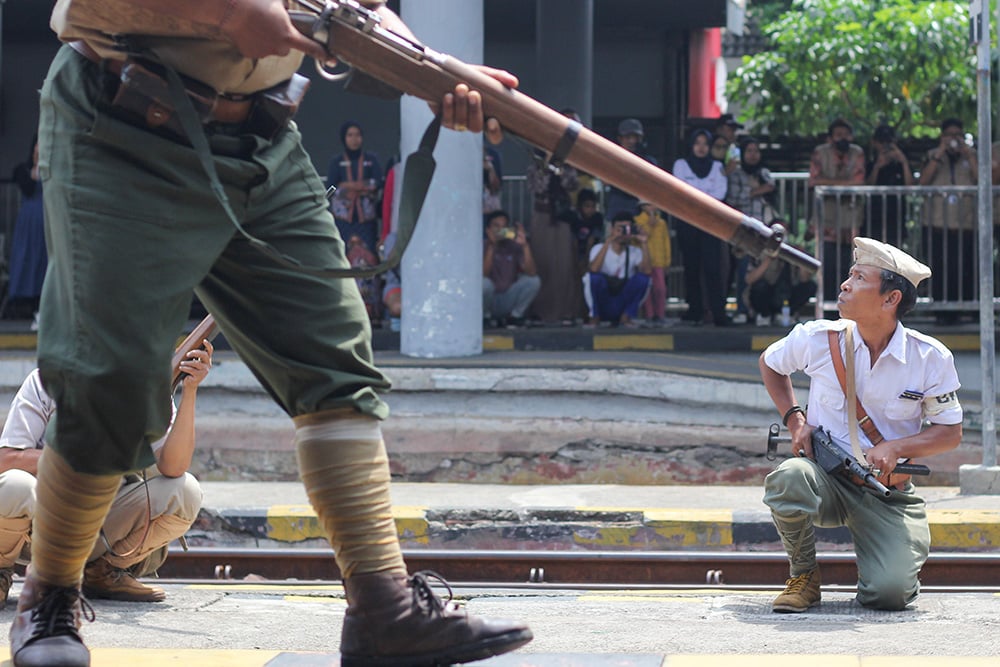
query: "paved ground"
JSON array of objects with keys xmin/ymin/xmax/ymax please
[
  {"xmin": 0, "ymin": 582, "xmax": 998, "ymax": 664},
  {"xmin": 0, "ymin": 321, "xmax": 996, "ymax": 664}
]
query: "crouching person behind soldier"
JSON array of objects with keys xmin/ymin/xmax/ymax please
[
  {"xmin": 758, "ymin": 238, "xmax": 962, "ymax": 613},
  {"xmin": 0, "ymin": 341, "xmax": 212, "ymax": 606},
  {"xmin": 583, "ymin": 211, "xmax": 651, "ymax": 327}
]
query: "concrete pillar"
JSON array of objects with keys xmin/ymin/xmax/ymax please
[
  {"xmin": 535, "ymin": 0, "xmax": 594, "ymax": 127},
  {"xmin": 399, "ymin": 0, "xmax": 484, "ymax": 358}
]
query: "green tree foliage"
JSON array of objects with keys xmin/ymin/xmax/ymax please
[{"xmin": 729, "ymin": 0, "xmax": 976, "ymax": 138}]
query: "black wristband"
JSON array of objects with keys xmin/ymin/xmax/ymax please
[{"xmin": 782, "ymin": 405, "xmax": 805, "ymax": 427}]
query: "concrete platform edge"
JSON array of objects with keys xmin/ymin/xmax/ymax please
[{"xmin": 192, "ymin": 501, "xmax": 1000, "ymax": 552}]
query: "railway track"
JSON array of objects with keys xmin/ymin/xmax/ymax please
[{"xmin": 158, "ymin": 548, "xmax": 1000, "ymax": 592}]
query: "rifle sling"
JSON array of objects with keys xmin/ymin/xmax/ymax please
[{"xmin": 828, "ymin": 328, "xmax": 885, "ymax": 447}]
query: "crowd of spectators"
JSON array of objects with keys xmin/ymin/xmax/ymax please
[
  {"xmin": 8, "ymin": 113, "xmax": 987, "ymax": 332},
  {"xmin": 320, "ymin": 113, "xmax": 988, "ymax": 331}
]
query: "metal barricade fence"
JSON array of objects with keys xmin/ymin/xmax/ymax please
[
  {"xmin": 7, "ymin": 177, "xmax": 988, "ymax": 321},
  {"xmin": 813, "ymin": 184, "xmax": 1000, "ymax": 320},
  {"xmin": 499, "ymin": 174, "xmax": 998, "ymax": 322},
  {"xmin": 770, "ymin": 172, "xmax": 811, "ymax": 235}
]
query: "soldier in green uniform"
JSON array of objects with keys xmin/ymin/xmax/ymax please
[{"xmin": 14, "ymin": 2, "xmax": 532, "ymax": 666}]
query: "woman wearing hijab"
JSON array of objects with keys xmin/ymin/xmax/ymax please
[
  {"xmin": 326, "ymin": 121, "xmax": 383, "ymax": 254},
  {"xmin": 671, "ymin": 129, "xmax": 729, "ymax": 326}
]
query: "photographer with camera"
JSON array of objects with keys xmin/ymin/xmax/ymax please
[
  {"xmin": 919, "ymin": 118, "xmax": 977, "ymax": 323},
  {"xmin": 583, "ymin": 211, "xmax": 651, "ymax": 328},
  {"xmin": 483, "ymin": 210, "xmax": 540, "ymax": 328},
  {"xmin": 865, "ymin": 125, "xmax": 912, "ymax": 246}
]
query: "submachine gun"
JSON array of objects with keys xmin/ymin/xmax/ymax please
[
  {"xmin": 288, "ymin": 0, "xmax": 820, "ymax": 275},
  {"xmin": 766, "ymin": 423, "xmax": 930, "ymax": 498}
]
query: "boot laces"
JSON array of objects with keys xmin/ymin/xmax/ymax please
[
  {"xmin": 409, "ymin": 571, "xmax": 455, "ymax": 615},
  {"xmin": 784, "ymin": 571, "xmax": 813, "ymax": 594},
  {"xmin": 27, "ymin": 587, "xmax": 95, "ymax": 643}
]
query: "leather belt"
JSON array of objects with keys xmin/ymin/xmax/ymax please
[{"xmin": 69, "ymin": 40, "xmax": 254, "ymax": 125}]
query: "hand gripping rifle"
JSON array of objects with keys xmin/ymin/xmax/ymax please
[
  {"xmin": 171, "ymin": 314, "xmax": 220, "ymax": 391},
  {"xmin": 767, "ymin": 423, "xmax": 930, "ymax": 498},
  {"xmin": 288, "ymin": 0, "xmax": 820, "ymax": 275}
]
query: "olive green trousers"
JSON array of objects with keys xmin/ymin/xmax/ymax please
[
  {"xmin": 37, "ymin": 45, "xmax": 389, "ymax": 474},
  {"xmin": 763, "ymin": 456, "xmax": 930, "ymax": 610}
]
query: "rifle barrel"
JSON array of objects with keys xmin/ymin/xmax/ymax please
[{"xmin": 301, "ymin": 6, "xmax": 819, "ymax": 272}]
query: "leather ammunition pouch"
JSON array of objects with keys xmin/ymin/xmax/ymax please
[{"xmin": 72, "ymin": 41, "xmax": 309, "ymax": 143}]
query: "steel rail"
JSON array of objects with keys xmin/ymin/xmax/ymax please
[{"xmin": 157, "ymin": 548, "xmax": 1000, "ymax": 590}]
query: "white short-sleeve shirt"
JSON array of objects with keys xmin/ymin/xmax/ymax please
[
  {"xmin": 762, "ymin": 319, "xmax": 962, "ymax": 455},
  {"xmin": 589, "ymin": 243, "xmax": 644, "ymax": 278},
  {"xmin": 0, "ymin": 369, "xmax": 175, "ymax": 455}
]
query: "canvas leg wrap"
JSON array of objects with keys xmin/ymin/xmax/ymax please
[
  {"xmin": 31, "ymin": 448, "xmax": 121, "ymax": 587},
  {"xmin": 294, "ymin": 414, "xmax": 405, "ymax": 579},
  {"xmin": 771, "ymin": 511, "xmax": 818, "ymax": 577}
]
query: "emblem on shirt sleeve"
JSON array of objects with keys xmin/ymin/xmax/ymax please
[{"xmin": 923, "ymin": 391, "xmax": 960, "ymax": 416}]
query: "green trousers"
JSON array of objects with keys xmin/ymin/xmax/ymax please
[
  {"xmin": 763, "ymin": 456, "xmax": 930, "ymax": 610},
  {"xmin": 36, "ymin": 45, "xmax": 390, "ymax": 475}
]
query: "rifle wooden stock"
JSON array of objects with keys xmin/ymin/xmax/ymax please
[
  {"xmin": 171, "ymin": 314, "xmax": 218, "ymax": 391},
  {"xmin": 290, "ymin": 3, "xmax": 819, "ymax": 272}
]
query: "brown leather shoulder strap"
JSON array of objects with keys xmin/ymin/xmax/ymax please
[{"xmin": 827, "ymin": 329, "xmax": 884, "ymax": 446}]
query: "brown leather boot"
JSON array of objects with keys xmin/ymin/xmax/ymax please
[
  {"xmin": 10, "ymin": 573, "xmax": 92, "ymax": 667},
  {"xmin": 0, "ymin": 567, "xmax": 13, "ymax": 610},
  {"xmin": 82, "ymin": 558, "xmax": 165, "ymax": 602},
  {"xmin": 340, "ymin": 571, "xmax": 532, "ymax": 666}
]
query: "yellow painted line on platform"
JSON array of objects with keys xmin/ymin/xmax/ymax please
[
  {"xmin": 185, "ymin": 583, "xmax": 343, "ymax": 592},
  {"xmin": 861, "ymin": 659, "xmax": 1000, "ymax": 666},
  {"xmin": 393, "ymin": 505, "xmax": 430, "ymax": 544},
  {"xmin": 266, "ymin": 505, "xmax": 430, "ymax": 544},
  {"xmin": 645, "ymin": 509, "xmax": 733, "ymax": 548},
  {"xmin": 483, "ymin": 335, "xmax": 514, "ymax": 350},
  {"xmin": 0, "ymin": 334, "xmax": 37, "ymax": 349},
  {"xmin": 0, "ymin": 648, "xmax": 286, "ymax": 666},
  {"xmin": 0, "ymin": 651, "xmax": 992, "ymax": 667},
  {"xmin": 267, "ymin": 504, "xmax": 324, "ymax": 542},
  {"xmin": 593, "ymin": 334, "xmax": 674, "ymax": 351},
  {"xmin": 666, "ymin": 657, "xmax": 858, "ymax": 667},
  {"xmin": 580, "ymin": 594, "xmax": 706, "ymax": 603},
  {"xmin": 934, "ymin": 334, "xmax": 981, "ymax": 352},
  {"xmin": 927, "ymin": 509, "xmax": 1000, "ymax": 548},
  {"xmin": 281, "ymin": 594, "xmax": 347, "ymax": 604},
  {"xmin": 751, "ymin": 334, "xmax": 782, "ymax": 351},
  {"xmin": 568, "ymin": 508, "xmax": 732, "ymax": 548}
]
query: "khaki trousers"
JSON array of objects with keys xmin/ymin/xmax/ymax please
[
  {"xmin": 763, "ymin": 457, "xmax": 930, "ymax": 610},
  {"xmin": 0, "ymin": 468, "xmax": 202, "ymax": 572}
]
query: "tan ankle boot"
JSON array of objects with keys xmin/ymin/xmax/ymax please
[
  {"xmin": 772, "ymin": 567, "xmax": 822, "ymax": 613},
  {"xmin": 340, "ymin": 571, "xmax": 532, "ymax": 666},
  {"xmin": 82, "ymin": 558, "xmax": 165, "ymax": 602},
  {"xmin": 10, "ymin": 573, "xmax": 92, "ymax": 667}
]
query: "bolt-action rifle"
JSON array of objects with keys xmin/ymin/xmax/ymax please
[
  {"xmin": 288, "ymin": 0, "xmax": 819, "ymax": 274},
  {"xmin": 171, "ymin": 314, "xmax": 219, "ymax": 391},
  {"xmin": 767, "ymin": 423, "xmax": 930, "ymax": 498}
]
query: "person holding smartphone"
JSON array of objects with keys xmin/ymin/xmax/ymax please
[
  {"xmin": 865, "ymin": 125, "xmax": 913, "ymax": 246},
  {"xmin": 483, "ymin": 210, "xmax": 540, "ymax": 328}
]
